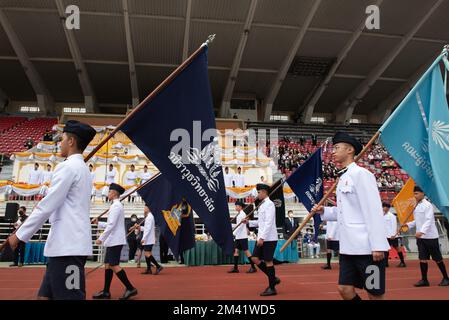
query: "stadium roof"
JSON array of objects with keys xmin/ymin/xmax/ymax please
[{"xmin": 0, "ymin": 0, "xmax": 448, "ymax": 123}]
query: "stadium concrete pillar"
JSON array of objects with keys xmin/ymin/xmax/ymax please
[
  {"xmin": 300, "ymin": 0, "xmax": 384, "ymax": 124},
  {"xmin": 0, "ymin": 9, "xmax": 55, "ymax": 115},
  {"xmin": 262, "ymin": 0, "xmax": 322, "ymax": 122},
  {"xmin": 333, "ymin": 0, "xmax": 445, "ymax": 123},
  {"xmin": 182, "ymin": 0, "xmax": 192, "ymax": 61},
  {"xmin": 219, "ymin": 0, "xmax": 258, "ymax": 118}
]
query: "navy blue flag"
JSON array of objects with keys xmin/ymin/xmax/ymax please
[
  {"xmin": 286, "ymin": 148, "xmax": 324, "ymax": 241},
  {"xmin": 121, "ymin": 45, "xmax": 233, "ymax": 254},
  {"xmin": 137, "ymin": 174, "xmax": 195, "ymax": 258}
]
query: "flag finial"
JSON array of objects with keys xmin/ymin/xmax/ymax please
[{"xmin": 203, "ymin": 34, "xmax": 216, "ymax": 47}]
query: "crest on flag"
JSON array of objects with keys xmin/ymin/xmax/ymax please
[{"xmin": 163, "ymin": 201, "xmax": 192, "ymax": 236}]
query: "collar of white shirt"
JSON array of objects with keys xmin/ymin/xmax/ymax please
[{"xmin": 67, "ymin": 153, "xmax": 84, "ymax": 161}]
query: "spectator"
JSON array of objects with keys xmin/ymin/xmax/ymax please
[{"xmin": 24, "ymin": 137, "xmax": 34, "ymax": 149}]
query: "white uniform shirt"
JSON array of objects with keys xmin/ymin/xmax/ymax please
[
  {"xmin": 16, "ymin": 154, "xmax": 93, "ymax": 257},
  {"xmin": 28, "ymin": 169, "xmax": 42, "ymax": 185},
  {"xmin": 140, "ymin": 171, "xmax": 152, "ymax": 184},
  {"xmin": 40, "ymin": 170, "xmax": 53, "ymax": 184},
  {"xmin": 224, "ymin": 172, "xmax": 233, "ymax": 187},
  {"xmin": 384, "ymin": 211, "xmax": 397, "ymax": 238},
  {"xmin": 325, "ymin": 221, "xmax": 339, "ymax": 241},
  {"xmin": 407, "ymin": 199, "xmax": 439, "ymax": 239},
  {"xmin": 141, "ymin": 212, "xmax": 156, "ymax": 245},
  {"xmin": 90, "ymin": 171, "xmax": 96, "ymax": 184},
  {"xmin": 98, "ymin": 199, "xmax": 127, "ymax": 247},
  {"xmin": 124, "ymin": 171, "xmax": 138, "ymax": 186},
  {"xmin": 232, "ymin": 210, "xmax": 248, "ymax": 240},
  {"xmin": 105, "ymin": 169, "xmax": 116, "ymax": 184},
  {"xmin": 249, "ymin": 197, "xmax": 278, "ymax": 241},
  {"xmin": 233, "ymin": 174, "xmax": 245, "ymax": 188},
  {"xmin": 322, "ymin": 162, "xmax": 389, "ymax": 255}
]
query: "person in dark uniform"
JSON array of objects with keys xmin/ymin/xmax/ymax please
[
  {"xmin": 159, "ymin": 233, "xmax": 169, "ymax": 264},
  {"xmin": 126, "ymin": 214, "xmax": 139, "ymax": 262},
  {"xmin": 92, "ymin": 183, "xmax": 138, "ymax": 300},
  {"xmin": 284, "ymin": 210, "xmax": 299, "ymax": 239},
  {"xmin": 8, "ymin": 120, "xmax": 96, "ymax": 300},
  {"xmin": 243, "ymin": 184, "xmax": 281, "ymax": 296},
  {"xmin": 10, "ymin": 206, "xmax": 28, "ymax": 267},
  {"xmin": 405, "ymin": 186, "xmax": 449, "ymax": 287}
]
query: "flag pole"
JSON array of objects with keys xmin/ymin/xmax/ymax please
[
  {"xmin": 280, "ymin": 130, "xmax": 381, "ymax": 253},
  {"xmin": 83, "ymin": 34, "xmax": 216, "ymax": 163}
]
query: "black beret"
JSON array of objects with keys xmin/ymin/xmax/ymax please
[
  {"xmin": 332, "ymin": 132, "xmax": 363, "ymax": 155},
  {"xmin": 63, "ymin": 120, "xmax": 96, "ymax": 147},
  {"xmin": 235, "ymin": 200, "xmax": 245, "ymax": 207},
  {"xmin": 382, "ymin": 202, "xmax": 391, "ymax": 208},
  {"xmin": 109, "ymin": 183, "xmax": 125, "ymax": 195},
  {"xmin": 414, "ymin": 186, "xmax": 423, "ymax": 193},
  {"xmin": 256, "ymin": 183, "xmax": 270, "ymax": 191}
]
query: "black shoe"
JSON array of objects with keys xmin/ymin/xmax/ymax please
[
  {"xmin": 246, "ymin": 267, "xmax": 257, "ymax": 273},
  {"xmin": 321, "ymin": 265, "xmax": 332, "ymax": 270},
  {"xmin": 154, "ymin": 266, "xmax": 163, "ymax": 275},
  {"xmin": 260, "ymin": 287, "xmax": 277, "ymax": 296},
  {"xmin": 438, "ymin": 278, "xmax": 449, "ymax": 287},
  {"xmin": 141, "ymin": 269, "xmax": 152, "ymax": 275},
  {"xmin": 228, "ymin": 268, "xmax": 239, "ymax": 273},
  {"xmin": 119, "ymin": 288, "xmax": 138, "ymax": 300},
  {"xmin": 397, "ymin": 262, "xmax": 406, "ymax": 268},
  {"xmin": 274, "ymin": 277, "xmax": 281, "ymax": 286},
  {"xmin": 414, "ymin": 279, "xmax": 430, "ymax": 287},
  {"xmin": 92, "ymin": 291, "xmax": 111, "ymax": 299},
  {"xmin": 386, "ymin": 264, "xmax": 389, "ymax": 268},
  {"xmin": 18, "ymin": 263, "xmax": 23, "ymax": 267}
]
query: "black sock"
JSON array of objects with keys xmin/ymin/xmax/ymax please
[
  {"xmin": 420, "ymin": 262, "xmax": 428, "ymax": 281},
  {"xmin": 115, "ymin": 270, "xmax": 134, "ymax": 291},
  {"xmin": 266, "ymin": 266, "xmax": 276, "ymax": 289},
  {"xmin": 351, "ymin": 294, "xmax": 362, "ymax": 301},
  {"xmin": 326, "ymin": 253, "xmax": 332, "ymax": 266},
  {"xmin": 233, "ymin": 256, "xmax": 239, "ymax": 269},
  {"xmin": 437, "ymin": 261, "xmax": 449, "ymax": 279},
  {"xmin": 145, "ymin": 256, "xmax": 152, "ymax": 270},
  {"xmin": 249, "ymin": 258, "xmax": 255, "ymax": 268},
  {"xmin": 103, "ymin": 269, "xmax": 113, "ymax": 293},
  {"xmin": 398, "ymin": 252, "xmax": 405, "ymax": 264},
  {"xmin": 257, "ymin": 261, "xmax": 268, "ymax": 275},
  {"xmin": 385, "ymin": 251, "xmax": 389, "ymax": 265},
  {"xmin": 149, "ymin": 255, "xmax": 160, "ymax": 268}
]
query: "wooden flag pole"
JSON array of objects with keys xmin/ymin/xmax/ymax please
[{"xmin": 280, "ymin": 130, "xmax": 381, "ymax": 253}]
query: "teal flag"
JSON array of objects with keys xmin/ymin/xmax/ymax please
[{"xmin": 380, "ymin": 49, "xmax": 449, "ymax": 219}]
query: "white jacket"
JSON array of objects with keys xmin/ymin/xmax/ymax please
[
  {"xmin": 407, "ymin": 199, "xmax": 439, "ymax": 239},
  {"xmin": 325, "ymin": 221, "xmax": 339, "ymax": 241},
  {"xmin": 98, "ymin": 199, "xmax": 127, "ymax": 247},
  {"xmin": 232, "ymin": 210, "xmax": 248, "ymax": 240},
  {"xmin": 322, "ymin": 162, "xmax": 389, "ymax": 255},
  {"xmin": 17, "ymin": 154, "xmax": 93, "ymax": 257},
  {"xmin": 384, "ymin": 211, "xmax": 397, "ymax": 238},
  {"xmin": 141, "ymin": 212, "xmax": 156, "ymax": 245},
  {"xmin": 249, "ymin": 197, "xmax": 278, "ymax": 241}
]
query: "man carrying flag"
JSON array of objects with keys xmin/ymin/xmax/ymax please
[
  {"xmin": 405, "ymin": 186, "xmax": 449, "ymax": 287},
  {"xmin": 313, "ymin": 132, "xmax": 390, "ymax": 300}
]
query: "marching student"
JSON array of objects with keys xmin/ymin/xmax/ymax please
[
  {"xmin": 10, "ymin": 206, "xmax": 28, "ymax": 267},
  {"xmin": 141, "ymin": 205, "xmax": 163, "ymax": 275},
  {"xmin": 228, "ymin": 200, "xmax": 257, "ymax": 274},
  {"xmin": 8, "ymin": 120, "xmax": 96, "ymax": 300},
  {"xmin": 383, "ymin": 202, "xmax": 406, "ymax": 268},
  {"xmin": 243, "ymin": 184, "xmax": 280, "ymax": 296},
  {"xmin": 313, "ymin": 132, "xmax": 390, "ymax": 300},
  {"xmin": 322, "ymin": 220, "xmax": 339, "ymax": 270},
  {"xmin": 406, "ymin": 186, "xmax": 449, "ymax": 287},
  {"xmin": 92, "ymin": 183, "xmax": 138, "ymax": 300}
]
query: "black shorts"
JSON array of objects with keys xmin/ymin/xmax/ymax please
[
  {"xmin": 417, "ymin": 238, "xmax": 443, "ymax": 261},
  {"xmin": 326, "ymin": 240, "xmax": 339, "ymax": 251},
  {"xmin": 234, "ymin": 239, "xmax": 249, "ymax": 251},
  {"xmin": 339, "ymin": 254, "xmax": 386, "ymax": 296},
  {"xmin": 387, "ymin": 238, "xmax": 399, "ymax": 248},
  {"xmin": 252, "ymin": 240, "xmax": 277, "ymax": 262},
  {"xmin": 144, "ymin": 245, "xmax": 154, "ymax": 252},
  {"xmin": 38, "ymin": 256, "xmax": 87, "ymax": 300},
  {"xmin": 104, "ymin": 245, "xmax": 123, "ymax": 266}
]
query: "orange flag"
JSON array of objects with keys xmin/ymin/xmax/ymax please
[{"xmin": 392, "ymin": 178, "xmax": 416, "ymax": 225}]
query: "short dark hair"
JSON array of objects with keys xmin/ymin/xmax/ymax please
[
  {"xmin": 20, "ymin": 206, "xmax": 26, "ymax": 211},
  {"xmin": 65, "ymin": 132, "xmax": 88, "ymax": 151},
  {"xmin": 382, "ymin": 202, "xmax": 391, "ymax": 208},
  {"xmin": 34, "ymin": 163, "xmax": 39, "ymax": 166},
  {"xmin": 288, "ymin": 210, "xmax": 293, "ymax": 214}
]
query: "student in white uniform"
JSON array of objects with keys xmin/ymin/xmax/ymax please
[
  {"xmin": 39, "ymin": 164, "xmax": 53, "ymax": 196},
  {"xmin": 141, "ymin": 205, "xmax": 163, "ymax": 275},
  {"xmin": 124, "ymin": 164, "xmax": 138, "ymax": 203},
  {"xmin": 102, "ymin": 164, "xmax": 117, "ymax": 203},
  {"xmin": 140, "ymin": 165, "xmax": 152, "ymax": 185},
  {"xmin": 28, "ymin": 163, "xmax": 42, "ymax": 185},
  {"xmin": 92, "ymin": 183, "xmax": 138, "ymax": 300},
  {"xmin": 405, "ymin": 186, "xmax": 449, "ymax": 287},
  {"xmin": 223, "ymin": 167, "xmax": 233, "ymax": 188},
  {"xmin": 322, "ymin": 220, "xmax": 339, "ymax": 270},
  {"xmin": 228, "ymin": 200, "xmax": 257, "ymax": 274},
  {"xmin": 8, "ymin": 120, "xmax": 96, "ymax": 300},
  {"xmin": 233, "ymin": 167, "xmax": 245, "ymax": 188},
  {"xmin": 243, "ymin": 184, "xmax": 280, "ymax": 296},
  {"xmin": 89, "ymin": 164, "xmax": 96, "ymax": 201},
  {"xmin": 383, "ymin": 202, "xmax": 406, "ymax": 268},
  {"xmin": 313, "ymin": 132, "xmax": 390, "ymax": 300}
]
